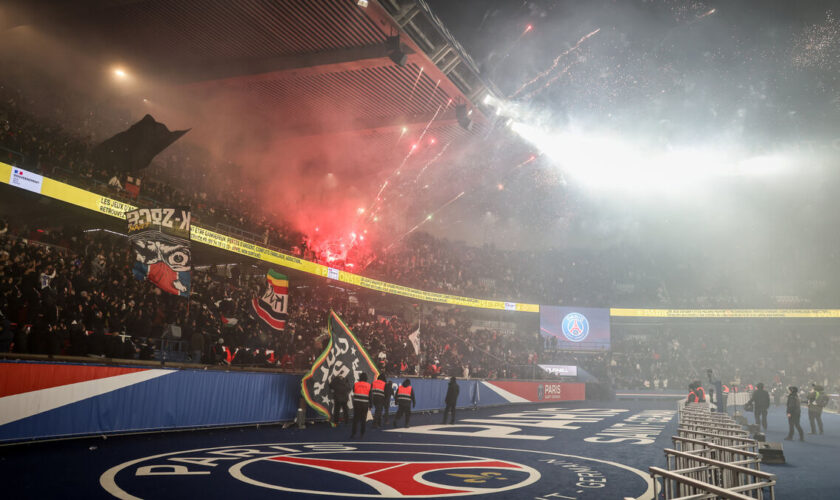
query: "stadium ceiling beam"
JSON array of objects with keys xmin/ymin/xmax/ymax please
[
  {"xmin": 365, "ymin": 0, "xmax": 488, "ymax": 121},
  {"xmin": 179, "ymin": 43, "xmax": 422, "ymax": 88}
]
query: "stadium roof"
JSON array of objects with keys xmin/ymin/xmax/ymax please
[{"xmin": 14, "ymin": 0, "xmax": 495, "ymax": 153}]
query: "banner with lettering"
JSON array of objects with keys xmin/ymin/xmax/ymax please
[
  {"xmin": 126, "ymin": 207, "xmax": 191, "ymax": 297},
  {"xmin": 301, "ymin": 310, "xmax": 380, "ymax": 420},
  {"xmin": 252, "ymin": 269, "xmax": 289, "ymax": 331}
]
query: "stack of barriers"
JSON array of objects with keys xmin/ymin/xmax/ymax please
[{"xmin": 649, "ymin": 401, "xmax": 777, "ymax": 499}]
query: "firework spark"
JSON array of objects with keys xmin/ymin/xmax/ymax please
[
  {"xmin": 385, "ymin": 191, "xmax": 466, "ymax": 251},
  {"xmin": 792, "ymin": 11, "xmax": 840, "ymax": 71},
  {"xmin": 509, "ymin": 28, "xmax": 600, "ymax": 98},
  {"xmin": 494, "ymin": 23, "xmax": 536, "ymax": 69},
  {"xmin": 408, "ymin": 66, "xmax": 424, "ymax": 101},
  {"xmin": 696, "ymin": 8, "xmax": 716, "ymax": 20},
  {"xmin": 521, "ymin": 61, "xmax": 579, "ymax": 100},
  {"xmin": 415, "ymin": 140, "xmax": 453, "ymax": 182}
]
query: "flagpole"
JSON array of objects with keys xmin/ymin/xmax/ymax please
[{"xmin": 418, "ymin": 303, "xmax": 424, "ymax": 376}]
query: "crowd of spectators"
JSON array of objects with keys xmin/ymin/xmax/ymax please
[
  {"xmin": 2, "ymin": 76, "xmax": 839, "ymax": 393},
  {"xmin": 1, "ymin": 220, "xmax": 838, "ymax": 396},
  {"xmin": 0, "ymin": 221, "xmax": 541, "ymax": 379},
  {"xmin": 1, "ymin": 76, "xmax": 826, "ymax": 309},
  {"xmin": 607, "ymin": 324, "xmax": 840, "ymax": 396}
]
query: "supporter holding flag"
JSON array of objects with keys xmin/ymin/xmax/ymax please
[
  {"xmin": 92, "ymin": 114, "xmax": 188, "ymax": 174},
  {"xmin": 252, "ymin": 269, "xmax": 289, "ymax": 331},
  {"xmin": 301, "ymin": 311, "xmax": 379, "ymax": 426}
]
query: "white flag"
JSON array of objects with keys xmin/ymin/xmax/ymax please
[{"xmin": 409, "ymin": 328, "xmax": 421, "ymax": 354}]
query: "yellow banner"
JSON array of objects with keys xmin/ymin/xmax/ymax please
[
  {"xmin": 610, "ymin": 308, "xmax": 840, "ymax": 318},
  {"xmin": 0, "ymin": 162, "xmax": 538, "ymax": 312},
  {"xmin": 4, "ymin": 163, "xmax": 834, "ymax": 318}
]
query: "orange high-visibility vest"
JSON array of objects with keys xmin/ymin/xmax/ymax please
[
  {"xmin": 353, "ymin": 381, "xmax": 371, "ymax": 404},
  {"xmin": 371, "ymin": 379, "xmax": 386, "ymax": 398},
  {"xmin": 396, "ymin": 385, "xmax": 412, "ymax": 403}
]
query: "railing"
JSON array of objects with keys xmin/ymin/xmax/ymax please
[{"xmin": 651, "ymin": 401, "xmax": 776, "ymax": 499}]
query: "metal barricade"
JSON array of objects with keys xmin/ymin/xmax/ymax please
[{"xmin": 651, "ymin": 401, "xmax": 776, "ymax": 499}]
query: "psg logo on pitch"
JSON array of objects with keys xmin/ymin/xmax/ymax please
[
  {"xmin": 561, "ymin": 312, "xmax": 589, "ymax": 342},
  {"xmin": 101, "ymin": 442, "xmax": 652, "ymax": 499}
]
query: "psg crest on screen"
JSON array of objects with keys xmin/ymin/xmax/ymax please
[{"xmin": 561, "ymin": 312, "xmax": 589, "ymax": 342}]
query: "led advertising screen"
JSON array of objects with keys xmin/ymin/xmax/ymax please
[{"xmin": 540, "ymin": 306, "xmax": 611, "ymax": 351}]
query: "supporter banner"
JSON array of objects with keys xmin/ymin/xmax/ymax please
[
  {"xmin": 126, "ymin": 207, "xmax": 191, "ymax": 297},
  {"xmin": 0, "ymin": 361, "xmax": 301, "ymax": 443},
  {"xmin": 252, "ymin": 269, "xmax": 288, "ymax": 331},
  {"xmin": 610, "ymin": 308, "xmax": 840, "ymax": 318},
  {"xmin": 301, "ymin": 311, "xmax": 380, "ymax": 421}
]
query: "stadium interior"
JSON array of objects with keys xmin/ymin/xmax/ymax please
[{"xmin": 1, "ymin": 1, "xmax": 839, "ymax": 499}]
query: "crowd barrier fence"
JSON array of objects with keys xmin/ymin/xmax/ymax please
[
  {"xmin": 0, "ymin": 360, "xmax": 585, "ymax": 443},
  {"xmin": 650, "ymin": 401, "xmax": 776, "ymax": 499}
]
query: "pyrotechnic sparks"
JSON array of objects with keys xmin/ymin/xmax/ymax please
[
  {"xmin": 792, "ymin": 11, "xmax": 840, "ymax": 71},
  {"xmin": 385, "ymin": 191, "xmax": 466, "ymax": 251},
  {"xmin": 509, "ymin": 28, "xmax": 600, "ymax": 99},
  {"xmin": 493, "ymin": 23, "xmax": 536, "ymax": 69},
  {"xmin": 521, "ymin": 61, "xmax": 579, "ymax": 100},
  {"xmin": 415, "ymin": 140, "xmax": 452, "ymax": 182},
  {"xmin": 416, "ymin": 104, "xmax": 443, "ymax": 145},
  {"xmin": 429, "ymin": 79, "xmax": 442, "ymax": 103},
  {"xmin": 409, "ymin": 66, "xmax": 424, "ymax": 100},
  {"xmin": 696, "ymin": 8, "xmax": 716, "ymax": 20}
]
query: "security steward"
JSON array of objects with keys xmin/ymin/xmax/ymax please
[
  {"xmin": 687, "ymin": 383, "xmax": 699, "ymax": 403},
  {"xmin": 785, "ymin": 386, "xmax": 805, "ymax": 441},
  {"xmin": 807, "ymin": 383, "xmax": 828, "ymax": 435},
  {"xmin": 350, "ymin": 372, "xmax": 372, "ymax": 439},
  {"xmin": 694, "ymin": 381, "xmax": 706, "ymax": 402},
  {"xmin": 393, "ymin": 379, "xmax": 416, "ymax": 428},
  {"xmin": 443, "ymin": 376, "xmax": 459, "ymax": 425},
  {"xmin": 371, "ymin": 374, "xmax": 388, "ymax": 427},
  {"xmin": 745, "ymin": 382, "xmax": 770, "ymax": 431}
]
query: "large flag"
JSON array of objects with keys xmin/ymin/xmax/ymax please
[
  {"xmin": 92, "ymin": 114, "xmax": 189, "ymax": 173},
  {"xmin": 409, "ymin": 328, "xmax": 421, "ymax": 354},
  {"xmin": 252, "ymin": 269, "xmax": 289, "ymax": 331},
  {"xmin": 126, "ymin": 207, "xmax": 191, "ymax": 297},
  {"xmin": 301, "ymin": 310, "xmax": 380, "ymax": 420}
]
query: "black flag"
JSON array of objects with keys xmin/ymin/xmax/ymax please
[
  {"xmin": 301, "ymin": 310, "xmax": 380, "ymax": 421},
  {"xmin": 92, "ymin": 114, "xmax": 189, "ymax": 173}
]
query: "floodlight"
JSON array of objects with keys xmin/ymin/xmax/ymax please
[
  {"xmin": 455, "ymin": 104, "xmax": 473, "ymax": 131},
  {"xmin": 386, "ymin": 35, "xmax": 407, "ymax": 67}
]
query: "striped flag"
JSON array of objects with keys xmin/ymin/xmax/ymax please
[{"xmin": 252, "ymin": 269, "xmax": 288, "ymax": 331}]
